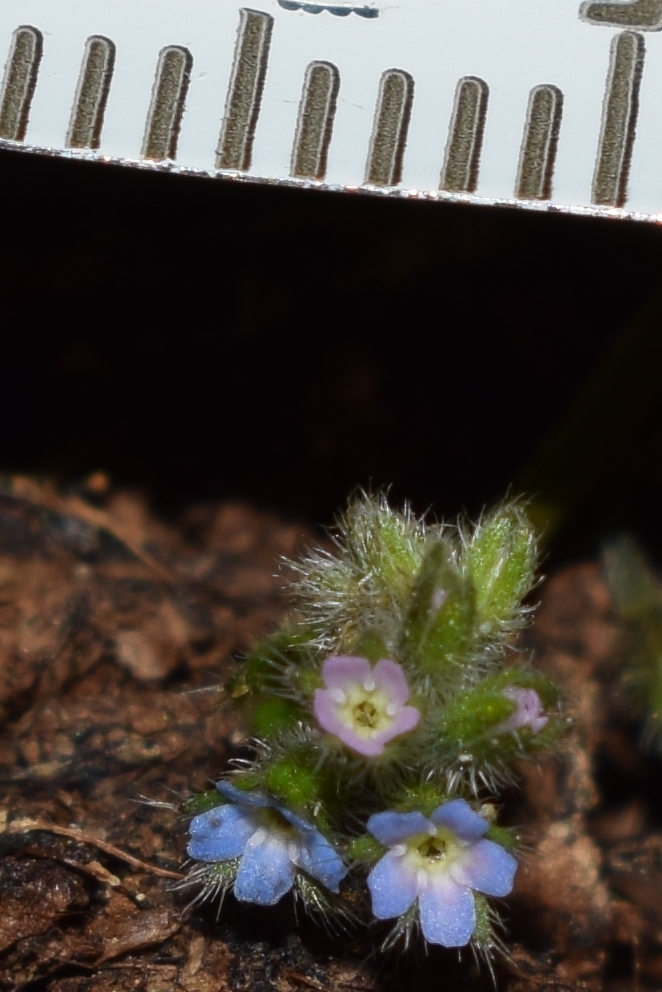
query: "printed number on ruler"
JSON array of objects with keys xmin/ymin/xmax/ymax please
[{"xmin": 1, "ymin": 0, "xmax": 662, "ymax": 217}]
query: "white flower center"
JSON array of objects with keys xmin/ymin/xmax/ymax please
[
  {"xmin": 335, "ymin": 682, "xmax": 395, "ymax": 740},
  {"xmin": 400, "ymin": 827, "xmax": 462, "ymax": 879}
]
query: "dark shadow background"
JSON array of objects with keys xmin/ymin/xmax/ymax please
[{"xmin": 1, "ymin": 144, "xmax": 661, "ymax": 565}]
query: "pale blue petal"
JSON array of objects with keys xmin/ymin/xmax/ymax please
[
  {"xmin": 367, "ymin": 811, "xmax": 432, "ymax": 846},
  {"xmin": 367, "ymin": 851, "xmax": 418, "ymax": 919},
  {"xmin": 294, "ymin": 831, "xmax": 347, "ymax": 892},
  {"xmin": 187, "ymin": 804, "xmax": 256, "ymax": 861},
  {"xmin": 419, "ymin": 876, "xmax": 476, "ymax": 947},
  {"xmin": 278, "ymin": 806, "xmax": 315, "ymax": 833},
  {"xmin": 430, "ymin": 799, "xmax": 488, "ymax": 839},
  {"xmin": 234, "ymin": 831, "xmax": 295, "ymax": 905},
  {"xmin": 450, "ymin": 839, "xmax": 517, "ymax": 897},
  {"xmin": 216, "ymin": 780, "xmax": 270, "ymax": 808}
]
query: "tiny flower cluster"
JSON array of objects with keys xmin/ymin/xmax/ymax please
[{"xmin": 180, "ymin": 494, "xmax": 563, "ymax": 960}]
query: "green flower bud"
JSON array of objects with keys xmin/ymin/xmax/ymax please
[{"xmin": 464, "ymin": 503, "xmax": 538, "ymax": 636}]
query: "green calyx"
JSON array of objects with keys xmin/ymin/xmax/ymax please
[
  {"xmin": 472, "ymin": 893, "xmax": 494, "ymax": 947},
  {"xmin": 485, "ymin": 822, "xmax": 518, "ymax": 851},
  {"xmin": 181, "ymin": 789, "xmax": 226, "ymax": 816},
  {"xmin": 346, "ymin": 833, "xmax": 386, "ymax": 865},
  {"xmin": 392, "ymin": 782, "xmax": 448, "ymax": 817},
  {"xmin": 251, "ymin": 696, "xmax": 303, "ymax": 737},
  {"xmin": 264, "ymin": 756, "xmax": 323, "ymax": 813},
  {"xmin": 436, "ymin": 667, "xmax": 559, "ymax": 754}
]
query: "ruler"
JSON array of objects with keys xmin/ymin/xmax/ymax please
[{"xmin": 1, "ymin": 0, "xmax": 662, "ymax": 220}]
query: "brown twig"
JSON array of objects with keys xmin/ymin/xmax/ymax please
[{"xmin": 6, "ymin": 817, "xmax": 184, "ymax": 880}]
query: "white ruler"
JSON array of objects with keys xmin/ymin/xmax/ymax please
[{"xmin": 1, "ymin": 0, "xmax": 661, "ymax": 219}]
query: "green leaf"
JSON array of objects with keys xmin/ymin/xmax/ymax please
[{"xmin": 399, "ymin": 539, "xmax": 475, "ymax": 677}]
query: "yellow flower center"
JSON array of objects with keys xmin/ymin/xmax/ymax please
[
  {"xmin": 416, "ymin": 835, "xmax": 448, "ymax": 861},
  {"xmin": 395, "ymin": 827, "xmax": 462, "ymax": 885},
  {"xmin": 353, "ymin": 699, "xmax": 380, "ymax": 728},
  {"xmin": 333, "ymin": 680, "xmax": 396, "ymax": 741}
]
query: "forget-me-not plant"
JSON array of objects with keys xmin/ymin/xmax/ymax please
[{"xmin": 180, "ymin": 493, "xmax": 564, "ymax": 962}]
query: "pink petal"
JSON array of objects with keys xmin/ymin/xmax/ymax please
[
  {"xmin": 371, "ymin": 705, "xmax": 420, "ymax": 749},
  {"xmin": 313, "ymin": 688, "xmax": 345, "ymax": 735},
  {"xmin": 321, "ymin": 655, "xmax": 372, "ymax": 689},
  {"xmin": 373, "ymin": 658, "xmax": 411, "ymax": 706},
  {"xmin": 499, "ymin": 687, "xmax": 548, "ymax": 734},
  {"xmin": 335, "ymin": 724, "xmax": 385, "ymax": 757}
]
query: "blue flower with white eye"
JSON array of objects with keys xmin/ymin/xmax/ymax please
[
  {"xmin": 187, "ymin": 781, "xmax": 347, "ymax": 906},
  {"xmin": 366, "ymin": 799, "xmax": 517, "ymax": 946}
]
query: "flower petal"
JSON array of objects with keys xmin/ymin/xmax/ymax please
[
  {"xmin": 373, "ymin": 658, "xmax": 411, "ymax": 706},
  {"xmin": 371, "ymin": 704, "xmax": 420, "ymax": 747},
  {"xmin": 278, "ymin": 806, "xmax": 315, "ymax": 833},
  {"xmin": 430, "ymin": 799, "xmax": 488, "ymax": 839},
  {"xmin": 234, "ymin": 830, "xmax": 295, "ymax": 905},
  {"xmin": 367, "ymin": 851, "xmax": 418, "ymax": 919},
  {"xmin": 321, "ymin": 655, "xmax": 372, "ymax": 689},
  {"xmin": 419, "ymin": 876, "xmax": 476, "ymax": 947},
  {"xmin": 313, "ymin": 689, "xmax": 347, "ymax": 736},
  {"xmin": 216, "ymin": 780, "xmax": 271, "ymax": 808},
  {"xmin": 335, "ymin": 731, "xmax": 385, "ymax": 757},
  {"xmin": 450, "ymin": 839, "xmax": 517, "ymax": 897},
  {"xmin": 294, "ymin": 831, "xmax": 347, "ymax": 892},
  {"xmin": 499, "ymin": 687, "xmax": 548, "ymax": 734},
  {"xmin": 367, "ymin": 810, "xmax": 432, "ymax": 846},
  {"xmin": 187, "ymin": 804, "xmax": 256, "ymax": 861}
]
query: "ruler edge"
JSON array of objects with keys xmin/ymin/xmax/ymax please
[{"xmin": 2, "ymin": 136, "xmax": 660, "ymax": 225}]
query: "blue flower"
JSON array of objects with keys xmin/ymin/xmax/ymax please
[
  {"xmin": 366, "ymin": 799, "xmax": 517, "ymax": 946},
  {"xmin": 187, "ymin": 781, "xmax": 347, "ymax": 906}
]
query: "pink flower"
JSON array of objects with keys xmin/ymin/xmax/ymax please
[
  {"xmin": 497, "ymin": 686, "xmax": 548, "ymax": 735},
  {"xmin": 313, "ymin": 655, "xmax": 420, "ymax": 757}
]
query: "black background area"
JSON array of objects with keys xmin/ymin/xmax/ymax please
[{"xmin": 1, "ymin": 145, "xmax": 661, "ymax": 563}]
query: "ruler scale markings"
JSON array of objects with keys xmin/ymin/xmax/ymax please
[
  {"xmin": 581, "ymin": 0, "xmax": 662, "ymax": 29},
  {"xmin": 1, "ymin": 4, "xmax": 662, "ymax": 220},
  {"xmin": 365, "ymin": 69, "xmax": 414, "ymax": 186},
  {"xmin": 592, "ymin": 31, "xmax": 644, "ymax": 207},
  {"xmin": 515, "ymin": 84, "xmax": 563, "ymax": 201},
  {"xmin": 291, "ymin": 61, "xmax": 339, "ymax": 181},
  {"xmin": 440, "ymin": 76, "xmax": 488, "ymax": 194},
  {"xmin": 67, "ymin": 36, "xmax": 115, "ymax": 150},
  {"xmin": 0, "ymin": 26, "xmax": 42, "ymax": 142},
  {"xmin": 142, "ymin": 46, "xmax": 192, "ymax": 161},
  {"xmin": 216, "ymin": 8, "xmax": 273, "ymax": 171}
]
